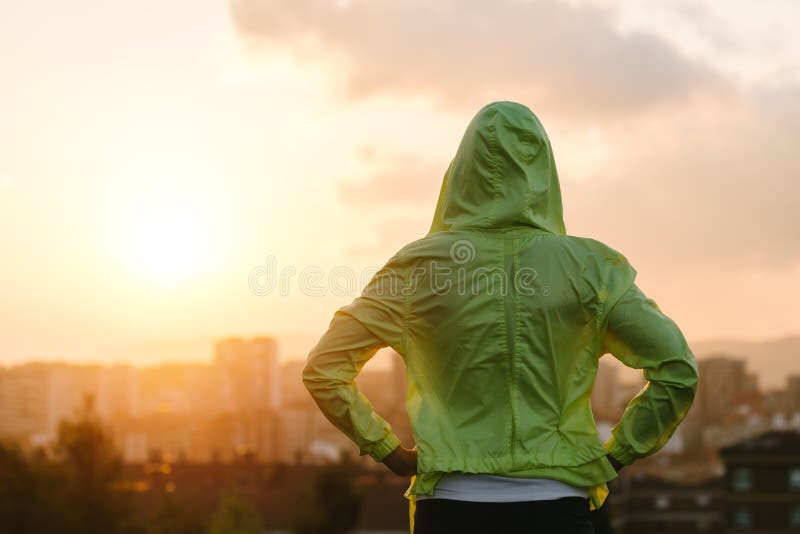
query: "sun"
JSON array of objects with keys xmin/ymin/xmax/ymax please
[
  {"xmin": 114, "ymin": 184, "xmax": 219, "ymax": 286},
  {"xmin": 128, "ymin": 203, "xmax": 212, "ymax": 284}
]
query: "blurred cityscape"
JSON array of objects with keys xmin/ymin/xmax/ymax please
[{"xmin": 2, "ymin": 340, "xmax": 800, "ymax": 533}]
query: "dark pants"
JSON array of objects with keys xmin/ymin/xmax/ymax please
[{"xmin": 413, "ymin": 497, "xmax": 595, "ymax": 534}]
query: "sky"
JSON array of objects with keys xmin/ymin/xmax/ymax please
[{"xmin": 1, "ymin": 0, "xmax": 799, "ymax": 366}]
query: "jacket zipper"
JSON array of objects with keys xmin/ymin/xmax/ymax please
[{"xmin": 503, "ymin": 240, "xmax": 518, "ymax": 462}]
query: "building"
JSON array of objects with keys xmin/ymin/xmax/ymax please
[
  {"xmin": 719, "ymin": 431, "xmax": 800, "ymax": 532},
  {"xmin": 97, "ymin": 364, "xmax": 141, "ymax": 418},
  {"xmin": 280, "ymin": 359, "xmax": 308, "ymax": 407},
  {"xmin": 787, "ymin": 375, "xmax": 800, "ymax": 413},
  {"xmin": 591, "ymin": 359, "xmax": 620, "ymax": 420},
  {"xmin": 0, "ymin": 363, "xmax": 50, "ymax": 439},
  {"xmin": 603, "ymin": 475, "xmax": 724, "ymax": 533},
  {"xmin": 214, "ymin": 337, "xmax": 281, "ymax": 461},
  {"xmin": 697, "ymin": 356, "xmax": 750, "ymax": 425},
  {"xmin": 138, "ymin": 363, "xmax": 221, "ymax": 416},
  {"xmin": 215, "ymin": 337, "xmax": 280, "ymax": 413},
  {"xmin": 249, "ymin": 337, "xmax": 281, "ymax": 410}
]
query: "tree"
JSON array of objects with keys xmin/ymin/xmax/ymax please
[
  {"xmin": 146, "ymin": 493, "xmax": 207, "ymax": 534},
  {"xmin": 0, "ymin": 441, "xmax": 42, "ymax": 532},
  {"xmin": 294, "ymin": 463, "xmax": 362, "ymax": 534},
  {"xmin": 54, "ymin": 394, "xmax": 133, "ymax": 534},
  {"xmin": 208, "ymin": 489, "xmax": 265, "ymax": 534},
  {"xmin": 0, "ymin": 394, "xmax": 139, "ymax": 534}
]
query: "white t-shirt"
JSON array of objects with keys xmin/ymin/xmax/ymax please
[{"xmin": 414, "ymin": 474, "xmax": 589, "ymax": 503}]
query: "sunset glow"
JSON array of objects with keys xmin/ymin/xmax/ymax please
[
  {"xmin": 2, "ymin": 3, "xmax": 800, "ymax": 532},
  {"xmin": 0, "ymin": 0, "xmax": 798, "ymax": 372},
  {"xmin": 114, "ymin": 182, "xmax": 219, "ymax": 286}
]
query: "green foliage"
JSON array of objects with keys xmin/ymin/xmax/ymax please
[
  {"xmin": 146, "ymin": 494, "xmax": 207, "ymax": 534},
  {"xmin": 0, "ymin": 394, "xmax": 138, "ymax": 534},
  {"xmin": 0, "ymin": 394, "xmax": 297, "ymax": 533},
  {"xmin": 208, "ymin": 489, "xmax": 265, "ymax": 534},
  {"xmin": 0, "ymin": 441, "xmax": 43, "ymax": 532},
  {"xmin": 293, "ymin": 463, "xmax": 362, "ymax": 534},
  {"xmin": 54, "ymin": 395, "xmax": 131, "ymax": 534}
]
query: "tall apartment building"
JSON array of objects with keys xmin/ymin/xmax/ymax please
[
  {"xmin": 215, "ymin": 337, "xmax": 280, "ymax": 413},
  {"xmin": 787, "ymin": 375, "xmax": 800, "ymax": 413},
  {"xmin": 214, "ymin": 337, "xmax": 280, "ymax": 461},
  {"xmin": 697, "ymin": 356, "xmax": 750, "ymax": 424},
  {"xmin": 0, "ymin": 363, "xmax": 49, "ymax": 439}
]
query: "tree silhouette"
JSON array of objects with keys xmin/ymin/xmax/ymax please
[
  {"xmin": 0, "ymin": 441, "xmax": 44, "ymax": 532},
  {"xmin": 53, "ymin": 394, "xmax": 133, "ymax": 534},
  {"xmin": 0, "ymin": 394, "xmax": 139, "ymax": 533},
  {"xmin": 208, "ymin": 488, "xmax": 265, "ymax": 534},
  {"xmin": 146, "ymin": 493, "xmax": 206, "ymax": 534},
  {"xmin": 294, "ymin": 462, "xmax": 362, "ymax": 534}
]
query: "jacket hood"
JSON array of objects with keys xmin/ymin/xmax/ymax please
[{"xmin": 429, "ymin": 101, "xmax": 566, "ymax": 235}]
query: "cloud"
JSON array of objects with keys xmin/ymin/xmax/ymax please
[
  {"xmin": 338, "ymin": 151, "xmax": 445, "ymax": 208},
  {"xmin": 337, "ymin": 85, "xmax": 800, "ymax": 269},
  {"xmin": 337, "ymin": 151, "xmax": 446, "ymax": 257},
  {"xmin": 344, "ymin": 216, "xmax": 431, "ymax": 258},
  {"xmin": 227, "ymin": 0, "xmax": 798, "ymax": 269},
  {"xmin": 227, "ymin": 0, "xmax": 723, "ymax": 117},
  {"xmin": 562, "ymin": 84, "xmax": 800, "ymax": 269}
]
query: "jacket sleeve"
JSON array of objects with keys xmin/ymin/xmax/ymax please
[
  {"xmin": 600, "ymin": 282, "xmax": 699, "ymax": 465},
  {"xmin": 303, "ymin": 252, "xmax": 410, "ymax": 461},
  {"xmin": 302, "ymin": 312, "xmax": 403, "ymax": 461}
]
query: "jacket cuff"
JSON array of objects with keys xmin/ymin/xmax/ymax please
[
  {"xmin": 604, "ymin": 436, "xmax": 637, "ymax": 466},
  {"xmin": 368, "ymin": 432, "xmax": 402, "ymax": 461}
]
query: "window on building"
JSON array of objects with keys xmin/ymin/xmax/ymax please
[
  {"xmin": 790, "ymin": 506, "xmax": 800, "ymax": 528},
  {"xmin": 654, "ymin": 495, "xmax": 670, "ymax": 510},
  {"xmin": 695, "ymin": 493, "xmax": 712, "ymax": 507},
  {"xmin": 789, "ymin": 468, "xmax": 800, "ymax": 491},
  {"xmin": 733, "ymin": 507, "xmax": 752, "ymax": 529},
  {"xmin": 733, "ymin": 467, "xmax": 753, "ymax": 492}
]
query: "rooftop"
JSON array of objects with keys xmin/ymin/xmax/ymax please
[{"xmin": 718, "ymin": 430, "xmax": 800, "ymax": 455}]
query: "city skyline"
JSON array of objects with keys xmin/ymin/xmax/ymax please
[
  {"xmin": 5, "ymin": 331, "xmax": 800, "ymax": 391},
  {"xmin": 3, "ymin": 337, "xmax": 799, "ymax": 466}
]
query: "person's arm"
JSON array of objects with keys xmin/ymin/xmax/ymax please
[
  {"xmin": 601, "ymin": 283, "xmax": 699, "ymax": 467},
  {"xmin": 302, "ymin": 312, "xmax": 415, "ymax": 472}
]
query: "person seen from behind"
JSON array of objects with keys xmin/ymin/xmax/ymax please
[{"xmin": 303, "ymin": 101, "xmax": 699, "ymax": 534}]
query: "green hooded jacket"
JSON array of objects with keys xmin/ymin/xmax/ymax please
[{"xmin": 303, "ymin": 101, "xmax": 698, "ymax": 519}]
